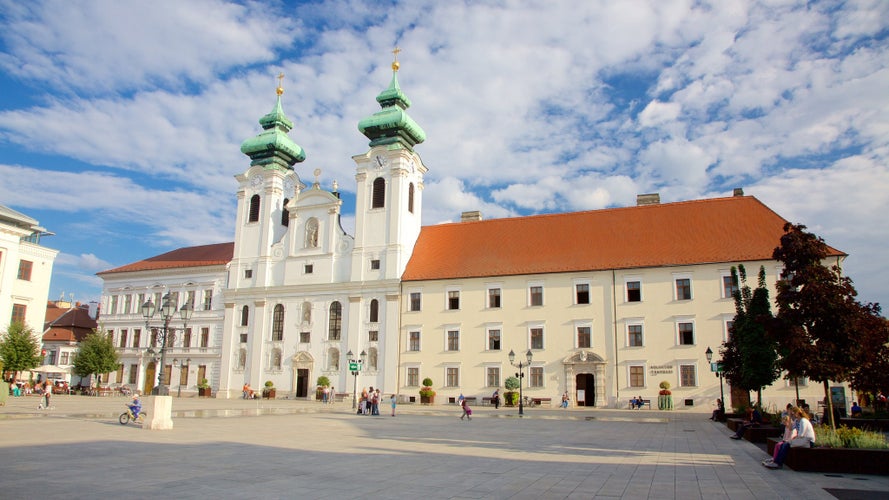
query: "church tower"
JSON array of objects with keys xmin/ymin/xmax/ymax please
[{"xmin": 353, "ymin": 49, "xmax": 428, "ymax": 282}]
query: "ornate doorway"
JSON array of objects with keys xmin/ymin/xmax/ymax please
[
  {"xmin": 143, "ymin": 362, "xmax": 156, "ymax": 395},
  {"xmin": 562, "ymin": 351, "xmax": 606, "ymax": 408},
  {"xmin": 290, "ymin": 352, "xmax": 314, "ymax": 399}
]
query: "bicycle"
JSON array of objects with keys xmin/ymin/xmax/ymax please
[
  {"xmin": 119, "ymin": 406, "xmax": 147, "ymax": 425},
  {"xmin": 523, "ymin": 396, "xmax": 538, "ymax": 408}
]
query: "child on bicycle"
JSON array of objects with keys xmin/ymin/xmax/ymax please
[{"xmin": 128, "ymin": 394, "xmax": 142, "ymax": 419}]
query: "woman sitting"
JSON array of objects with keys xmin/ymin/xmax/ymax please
[{"xmin": 764, "ymin": 407, "xmax": 816, "ymax": 469}]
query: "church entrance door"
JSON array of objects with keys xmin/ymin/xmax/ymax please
[
  {"xmin": 296, "ymin": 369, "xmax": 309, "ymax": 398},
  {"xmin": 575, "ymin": 373, "xmax": 596, "ymax": 407}
]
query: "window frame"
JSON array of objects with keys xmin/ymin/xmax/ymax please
[
  {"xmin": 409, "ymin": 291, "xmax": 421, "ymax": 312},
  {"xmin": 625, "ymin": 278, "xmax": 642, "ymax": 303},
  {"xmin": 674, "ymin": 274, "xmax": 693, "ymax": 301},
  {"xmin": 575, "ymin": 322, "xmax": 592, "ymax": 349},
  {"xmin": 528, "ymin": 282, "xmax": 544, "ymax": 307},
  {"xmin": 677, "ymin": 321, "xmax": 695, "ymax": 346},
  {"xmin": 529, "ymin": 325, "xmax": 544, "ymax": 350},
  {"xmin": 446, "ymin": 328, "xmax": 460, "ymax": 352},
  {"xmin": 408, "ymin": 330, "xmax": 421, "ymax": 352},
  {"xmin": 529, "ymin": 366, "xmax": 544, "ymax": 388},
  {"xmin": 445, "ymin": 366, "xmax": 460, "ymax": 388},
  {"xmin": 628, "ymin": 365, "xmax": 645, "ymax": 388},
  {"xmin": 679, "ymin": 364, "xmax": 697, "ymax": 387},
  {"xmin": 575, "ymin": 281, "xmax": 591, "ymax": 305},
  {"xmin": 487, "ymin": 286, "xmax": 501, "ymax": 309},
  {"xmin": 446, "ymin": 289, "xmax": 460, "ymax": 311},
  {"xmin": 17, "ymin": 260, "xmax": 33, "ymax": 281},
  {"xmin": 627, "ymin": 321, "xmax": 644, "ymax": 347},
  {"xmin": 487, "ymin": 327, "xmax": 501, "ymax": 351},
  {"xmin": 485, "ymin": 366, "xmax": 501, "ymax": 388}
]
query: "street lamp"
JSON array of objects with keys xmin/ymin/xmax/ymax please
[
  {"xmin": 347, "ymin": 350, "xmax": 367, "ymax": 409},
  {"xmin": 509, "ymin": 349, "xmax": 533, "ymax": 416},
  {"xmin": 142, "ymin": 293, "xmax": 193, "ymax": 396},
  {"xmin": 705, "ymin": 346, "xmax": 725, "ymax": 410}
]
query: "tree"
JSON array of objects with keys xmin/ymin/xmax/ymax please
[
  {"xmin": 847, "ymin": 312, "xmax": 889, "ymax": 397},
  {"xmin": 73, "ymin": 328, "xmax": 119, "ymax": 390},
  {"xmin": 771, "ymin": 223, "xmax": 883, "ymax": 428},
  {"xmin": 0, "ymin": 323, "xmax": 42, "ymax": 384},
  {"xmin": 720, "ymin": 265, "xmax": 779, "ymax": 408}
]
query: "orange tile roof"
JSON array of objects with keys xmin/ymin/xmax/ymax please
[
  {"xmin": 97, "ymin": 242, "xmax": 234, "ymax": 275},
  {"xmin": 42, "ymin": 306, "xmax": 97, "ymax": 342},
  {"xmin": 402, "ymin": 196, "xmax": 845, "ymax": 281}
]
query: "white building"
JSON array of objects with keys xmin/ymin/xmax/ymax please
[{"xmin": 0, "ymin": 204, "xmax": 58, "ymax": 333}]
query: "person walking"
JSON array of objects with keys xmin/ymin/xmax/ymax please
[
  {"xmin": 460, "ymin": 398, "xmax": 472, "ymax": 421},
  {"xmin": 390, "ymin": 394, "xmax": 397, "ymax": 416},
  {"xmin": 561, "ymin": 391, "xmax": 570, "ymax": 408},
  {"xmin": 492, "ymin": 389, "xmax": 500, "ymax": 409},
  {"xmin": 329, "ymin": 386, "xmax": 335, "ymax": 405}
]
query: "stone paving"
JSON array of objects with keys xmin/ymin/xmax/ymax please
[{"xmin": 1, "ymin": 394, "xmax": 888, "ymax": 499}]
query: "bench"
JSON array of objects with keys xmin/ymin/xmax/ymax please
[
  {"xmin": 481, "ymin": 397, "xmax": 496, "ymax": 406},
  {"xmin": 628, "ymin": 399, "xmax": 652, "ymax": 409},
  {"xmin": 531, "ymin": 397, "xmax": 552, "ymax": 407},
  {"xmin": 741, "ymin": 425, "xmax": 783, "ymax": 443}
]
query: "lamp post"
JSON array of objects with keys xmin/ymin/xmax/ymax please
[
  {"xmin": 705, "ymin": 346, "xmax": 725, "ymax": 408},
  {"xmin": 509, "ymin": 349, "xmax": 533, "ymax": 416},
  {"xmin": 142, "ymin": 293, "xmax": 193, "ymax": 396},
  {"xmin": 347, "ymin": 350, "xmax": 367, "ymax": 409}
]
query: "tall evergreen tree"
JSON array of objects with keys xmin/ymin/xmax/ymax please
[
  {"xmin": 720, "ymin": 265, "xmax": 779, "ymax": 408},
  {"xmin": 73, "ymin": 329, "xmax": 119, "ymax": 389},
  {"xmin": 0, "ymin": 323, "xmax": 42, "ymax": 384},
  {"xmin": 771, "ymin": 223, "xmax": 882, "ymax": 428}
]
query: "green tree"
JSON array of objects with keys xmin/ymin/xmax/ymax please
[
  {"xmin": 72, "ymin": 328, "xmax": 119, "ymax": 390},
  {"xmin": 720, "ymin": 265, "xmax": 780, "ymax": 408},
  {"xmin": 0, "ymin": 323, "xmax": 42, "ymax": 384},
  {"xmin": 771, "ymin": 223, "xmax": 881, "ymax": 428}
]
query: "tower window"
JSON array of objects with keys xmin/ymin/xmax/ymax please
[
  {"xmin": 272, "ymin": 304, "xmax": 284, "ymax": 341},
  {"xmin": 369, "ymin": 299, "xmax": 379, "ymax": 323},
  {"xmin": 281, "ymin": 198, "xmax": 290, "ymax": 226},
  {"xmin": 408, "ymin": 183, "xmax": 415, "ymax": 213},
  {"xmin": 370, "ymin": 259, "xmax": 380, "ymax": 270},
  {"xmin": 248, "ymin": 194, "xmax": 260, "ymax": 222},
  {"xmin": 328, "ymin": 301, "xmax": 342, "ymax": 340},
  {"xmin": 371, "ymin": 177, "xmax": 385, "ymax": 208}
]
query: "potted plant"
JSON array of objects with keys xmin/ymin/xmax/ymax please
[
  {"xmin": 197, "ymin": 378, "xmax": 211, "ymax": 397},
  {"xmin": 657, "ymin": 380, "xmax": 673, "ymax": 410},
  {"xmin": 316, "ymin": 376, "xmax": 330, "ymax": 400},
  {"xmin": 419, "ymin": 377, "xmax": 436, "ymax": 404},
  {"xmin": 504, "ymin": 376, "xmax": 520, "ymax": 406},
  {"xmin": 263, "ymin": 380, "xmax": 276, "ymax": 399}
]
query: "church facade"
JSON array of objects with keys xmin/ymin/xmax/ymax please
[{"xmin": 96, "ymin": 59, "xmax": 845, "ymax": 409}]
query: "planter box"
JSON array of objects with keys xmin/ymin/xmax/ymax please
[
  {"xmin": 198, "ymin": 387, "xmax": 212, "ymax": 397},
  {"xmin": 767, "ymin": 438, "xmax": 889, "ymax": 475},
  {"xmin": 263, "ymin": 388, "xmax": 276, "ymax": 399}
]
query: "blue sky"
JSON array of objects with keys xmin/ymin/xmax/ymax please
[{"xmin": 1, "ymin": 0, "xmax": 888, "ymax": 309}]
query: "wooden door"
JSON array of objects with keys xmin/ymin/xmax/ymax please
[{"xmin": 143, "ymin": 362, "xmax": 156, "ymax": 395}]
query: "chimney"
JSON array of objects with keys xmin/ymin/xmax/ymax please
[
  {"xmin": 733, "ymin": 188, "xmax": 744, "ymax": 197},
  {"xmin": 461, "ymin": 211, "xmax": 482, "ymax": 222},
  {"xmin": 636, "ymin": 193, "xmax": 660, "ymax": 206}
]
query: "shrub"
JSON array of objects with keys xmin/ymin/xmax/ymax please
[
  {"xmin": 420, "ymin": 377, "xmax": 435, "ymax": 398},
  {"xmin": 264, "ymin": 380, "xmax": 274, "ymax": 388},
  {"xmin": 504, "ymin": 376, "xmax": 520, "ymax": 391},
  {"xmin": 658, "ymin": 380, "xmax": 671, "ymax": 395},
  {"xmin": 815, "ymin": 424, "xmax": 889, "ymax": 449},
  {"xmin": 316, "ymin": 376, "xmax": 330, "ymax": 387},
  {"xmin": 422, "ymin": 377, "xmax": 433, "ymax": 387},
  {"xmin": 198, "ymin": 378, "xmax": 209, "ymax": 389}
]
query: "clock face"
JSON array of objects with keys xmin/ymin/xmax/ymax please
[
  {"xmin": 374, "ymin": 155, "xmax": 387, "ymax": 168},
  {"xmin": 251, "ymin": 176, "xmax": 262, "ymax": 188}
]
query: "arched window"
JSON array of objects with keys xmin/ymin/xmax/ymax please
[
  {"xmin": 281, "ymin": 198, "xmax": 290, "ymax": 226},
  {"xmin": 368, "ymin": 347, "xmax": 378, "ymax": 371},
  {"xmin": 248, "ymin": 194, "xmax": 260, "ymax": 222},
  {"xmin": 271, "ymin": 348, "xmax": 282, "ymax": 370},
  {"xmin": 328, "ymin": 301, "xmax": 342, "ymax": 340},
  {"xmin": 241, "ymin": 305, "xmax": 249, "ymax": 326},
  {"xmin": 301, "ymin": 302, "xmax": 312, "ymax": 324},
  {"xmin": 272, "ymin": 304, "xmax": 284, "ymax": 341},
  {"xmin": 238, "ymin": 348, "xmax": 247, "ymax": 370},
  {"xmin": 371, "ymin": 177, "xmax": 385, "ymax": 208},
  {"xmin": 305, "ymin": 218, "xmax": 319, "ymax": 248},
  {"xmin": 329, "ymin": 347, "xmax": 340, "ymax": 370},
  {"xmin": 369, "ymin": 299, "xmax": 379, "ymax": 323},
  {"xmin": 408, "ymin": 183, "xmax": 415, "ymax": 213}
]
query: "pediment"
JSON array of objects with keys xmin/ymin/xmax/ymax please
[{"xmin": 563, "ymin": 351, "xmax": 605, "ymax": 364}]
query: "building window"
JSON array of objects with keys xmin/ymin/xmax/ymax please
[
  {"xmin": 240, "ymin": 333, "xmax": 248, "ymax": 343},
  {"xmin": 304, "ymin": 264, "xmax": 313, "ymax": 274},
  {"xmin": 626, "ymin": 281, "xmax": 641, "ymax": 302},
  {"xmin": 488, "ymin": 329, "xmax": 501, "ymax": 350},
  {"xmin": 675, "ymin": 278, "xmax": 692, "ymax": 300},
  {"xmin": 124, "ymin": 294, "xmax": 133, "ymax": 314},
  {"xmin": 785, "ymin": 375, "xmax": 808, "ymax": 387},
  {"xmin": 271, "ymin": 348, "xmax": 282, "ymax": 370},
  {"xmin": 132, "ymin": 329, "xmax": 141, "ymax": 348},
  {"xmin": 371, "ymin": 177, "xmax": 385, "ymax": 208},
  {"xmin": 162, "ymin": 364, "xmax": 172, "ymax": 385},
  {"xmin": 678, "ymin": 322, "xmax": 694, "ymax": 345},
  {"xmin": 486, "ymin": 367, "xmax": 500, "ymax": 387},
  {"xmin": 576, "ymin": 283, "xmax": 590, "ymax": 304},
  {"xmin": 409, "ymin": 331, "xmax": 420, "ymax": 351},
  {"xmin": 577, "ymin": 326, "xmax": 591, "ymax": 348},
  {"xmin": 238, "ymin": 349, "xmax": 247, "ymax": 370},
  {"xmin": 281, "ymin": 198, "xmax": 290, "ymax": 226},
  {"xmin": 241, "ymin": 305, "xmax": 249, "ymax": 326},
  {"xmin": 299, "ymin": 331, "xmax": 310, "ymax": 343},
  {"xmin": 447, "ymin": 330, "xmax": 460, "ymax": 351},
  {"xmin": 680, "ymin": 364, "xmax": 697, "ymax": 387},
  {"xmin": 305, "ymin": 218, "xmax": 319, "ymax": 248},
  {"xmin": 328, "ymin": 301, "xmax": 343, "ymax": 340},
  {"xmin": 182, "ymin": 328, "xmax": 192, "ymax": 348},
  {"xmin": 488, "ymin": 287, "xmax": 501, "ymax": 308},
  {"xmin": 119, "ymin": 329, "xmax": 128, "ymax": 349},
  {"xmin": 368, "ymin": 330, "xmax": 379, "ymax": 342},
  {"xmin": 244, "ymin": 269, "xmax": 253, "ymax": 279},
  {"xmin": 272, "ymin": 304, "xmax": 284, "ymax": 341},
  {"xmin": 629, "ymin": 366, "xmax": 645, "ymax": 387},
  {"xmin": 447, "ymin": 290, "xmax": 460, "ymax": 310},
  {"xmin": 110, "ymin": 296, "xmax": 119, "ymax": 315},
  {"xmin": 725, "ymin": 320, "xmax": 734, "ymax": 341},
  {"xmin": 203, "ymin": 289, "xmax": 212, "ymax": 311},
  {"xmin": 60, "ymin": 352, "xmax": 69, "ymax": 364},
  {"xmin": 408, "ymin": 183, "xmax": 415, "ymax": 213},
  {"xmin": 371, "ymin": 297, "xmax": 381, "ymax": 323},
  {"xmin": 370, "ymin": 259, "xmax": 380, "ymax": 270},
  {"xmin": 200, "ymin": 328, "xmax": 210, "ymax": 348},
  {"xmin": 329, "ymin": 348, "xmax": 340, "ymax": 370},
  {"xmin": 628, "ymin": 324, "xmax": 643, "ymax": 347},
  {"xmin": 11, "ymin": 304, "xmax": 26, "ymax": 325},
  {"xmin": 446, "ymin": 367, "xmax": 459, "ymax": 387},
  {"xmin": 129, "ymin": 364, "xmax": 138, "ymax": 384},
  {"xmin": 248, "ymin": 194, "xmax": 260, "ymax": 222},
  {"xmin": 723, "ymin": 274, "xmax": 738, "ymax": 299},
  {"xmin": 530, "ymin": 327, "xmax": 544, "ymax": 350},
  {"xmin": 529, "ymin": 286, "xmax": 543, "ymax": 306},
  {"xmin": 529, "ymin": 367, "xmax": 544, "ymax": 387},
  {"xmin": 368, "ymin": 347, "xmax": 378, "ymax": 371},
  {"xmin": 47, "ymin": 350, "xmax": 57, "ymax": 365},
  {"xmin": 409, "ymin": 292, "xmax": 421, "ymax": 312},
  {"xmin": 407, "ymin": 367, "xmax": 419, "ymax": 387},
  {"xmin": 17, "ymin": 260, "xmax": 33, "ymax": 281}
]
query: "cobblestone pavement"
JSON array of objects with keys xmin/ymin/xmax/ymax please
[{"xmin": 1, "ymin": 394, "xmax": 888, "ymax": 499}]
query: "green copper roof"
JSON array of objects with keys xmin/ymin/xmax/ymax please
[
  {"xmin": 358, "ymin": 70, "xmax": 426, "ymax": 150},
  {"xmin": 240, "ymin": 94, "xmax": 306, "ymax": 170}
]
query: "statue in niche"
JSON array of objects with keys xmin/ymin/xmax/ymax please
[
  {"xmin": 301, "ymin": 302, "xmax": 311, "ymax": 323},
  {"xmin": 305, "ymin": 218, "xmax": 319, "ymax": 248}
]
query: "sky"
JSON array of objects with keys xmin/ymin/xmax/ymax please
[{"xmin": 1, "ymin": 0, "xmax": 888, "ymax": 310}]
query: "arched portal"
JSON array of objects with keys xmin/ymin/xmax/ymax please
[
  {"xmin": 290, "ymin": 351, "xmax": 315, "ymax": 399},
  {"xmin": 562, "ymin": 351, "xmax": 606, "ymax": 408}
]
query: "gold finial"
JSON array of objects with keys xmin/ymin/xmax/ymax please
[
  {"xmin": 391, "ymin": 46, "xmax": 401, "ymax": 72},
  {"xmin": 276, "ymin": 72, "xmax": 285, "ymax": 96}
]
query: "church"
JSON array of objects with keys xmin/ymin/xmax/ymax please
[{"xmin": 97, "ymin": 56, "xmax": 845, "ymax": 409}]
